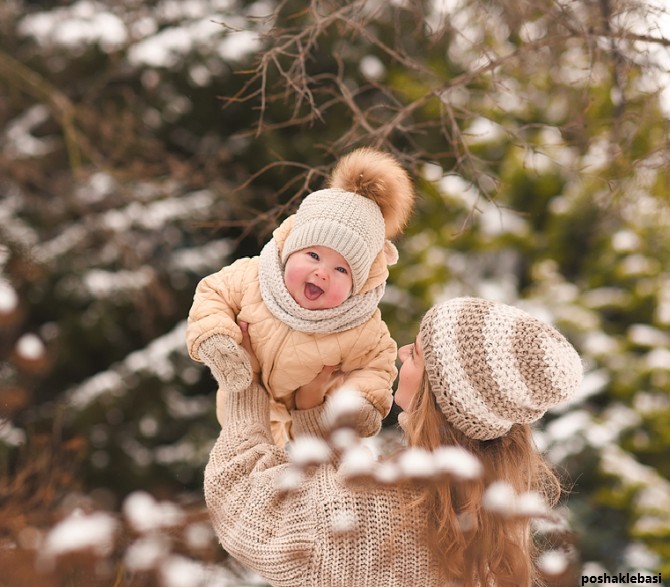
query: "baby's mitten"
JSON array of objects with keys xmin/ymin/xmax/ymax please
[{"xmin": 198, "ymin": 334, "xmax": 252, "ymax": 393}]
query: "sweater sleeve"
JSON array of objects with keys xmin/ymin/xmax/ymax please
[
  {"xmin": 186, "ymin": 257, "xmax": 254, "ymax": 361},
  {"xmin": 290, "ymin": 395, "xmax": 383, "ymax": 449},
  {"xmin": 204, "ymin": 384, "xmax": 438, "ymax": 587},
  {"xmin": 290, "ymin": 402, "xmax": 331, "ymax": 438},
  {"xmin": 203, "ymin": 383, "xmax": 316, "ymax": 586}
]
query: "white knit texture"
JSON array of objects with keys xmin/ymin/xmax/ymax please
[
  {"xmin": 204, "ymin": 383, "xmax": 446, "ymax": 586},
  {"xmin": 540, "ymin": 334, "xmax": 583, "ymax": 402},
  {"xmin": 424, "ymin": 298, "xmax": 515, "ymax": 439},
  {"xmin": 198, "ymin": 334, "xmax": 252, "ymax": 394},
  {"xmin": 482, "ymin": 305, "xmax": 547, "ymax": 420},
  {"xmin": 421, "ymin": 297, "xmax": 583, "ymax": 440}
]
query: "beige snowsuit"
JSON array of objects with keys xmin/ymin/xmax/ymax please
[{"xmin": 186, "ymin": 216, "xmax": 397, "ymax": 444}]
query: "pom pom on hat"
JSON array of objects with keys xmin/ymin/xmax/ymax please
[
  {"xmin": 282, "ymin": 148, "xmax": 415, "ymax": 294},
  {"xmin": 420, "ymin": 297, "xmax": 583, "ymax": 441},
  {"xmin": 329, "ymin": 147, "xmax": 415, "ymax": 240}
]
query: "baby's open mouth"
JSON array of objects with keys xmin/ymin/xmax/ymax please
[{"xmin": 304, "ymin": 282, "xmax": 324, "ymax": 301}]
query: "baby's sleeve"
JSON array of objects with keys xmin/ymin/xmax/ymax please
[
  {"xmin": 186, "ymin": 257, "xmax": 252, "ymax": 361},
  {"xmin": 339, "ymin": 319, "xmax": 398, "ymax": 436}
]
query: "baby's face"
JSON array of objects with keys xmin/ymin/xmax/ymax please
[{"xmin": 284, "ymin": 245, "xmax": 353, "ymax": 310}]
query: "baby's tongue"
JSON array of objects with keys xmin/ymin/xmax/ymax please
[{"xmin": 304, "ymin": 283, "xmax": 323, "ymax": 301}]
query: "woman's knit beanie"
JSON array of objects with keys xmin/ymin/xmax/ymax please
[
  {"xmin": 420, "ymin": 297, "xmax": 583, "ymax": 441},
  {"xmin": 281, "ymin": 148, "xmax": 415, "ymax": 294}
]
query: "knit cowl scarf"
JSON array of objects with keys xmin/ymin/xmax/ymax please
[{"xmin": 258, "ymin": 239, "xmax": 385, "ymax": 334}]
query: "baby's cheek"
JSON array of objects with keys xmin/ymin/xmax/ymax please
[
  {"xmin": 283, "ymin": 267, "xmax": 300, "ymax": 296},
  {"xmin": 332, "ymin": 282, "xmax": 352, "ymax": 306}
]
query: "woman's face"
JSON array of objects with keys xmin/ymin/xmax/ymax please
[{"xmin": 394, "ymin": 334, "xmax": 425, "ymax": 411}]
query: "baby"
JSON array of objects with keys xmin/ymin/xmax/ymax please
[{"xmin": 186, "ymin": 148, "xmax": 415, "ymax": 445}]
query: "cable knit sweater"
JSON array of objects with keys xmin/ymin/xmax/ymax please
[{"xmin": 203, "ymin": 380, "xmax": 445, "ymax": 587}]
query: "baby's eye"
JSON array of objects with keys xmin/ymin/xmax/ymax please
[
  {"xmin": 308, "ymin": 251, "xmax": 319, "ymax": 261},
  {"xmin": 336, "ymin": 266, "xmax": 348, "ymax": 274}
]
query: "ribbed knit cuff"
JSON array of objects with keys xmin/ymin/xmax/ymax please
[
  {"xmin": 291, "ymin": 395, "xmax": 382, "ymax": 439},
  {"xmin": 346, "ymin": 401, "xmax": 382, "ymax": 438},
  {"xmin": 290, "ymin": 403, "xmax": 331, "ymax": 439},
  {"xmin": 198, "ymin": 334, "xmax": 252, "ymax": 393}
]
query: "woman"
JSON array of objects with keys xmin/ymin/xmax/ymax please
[{"xmin": 202, "ymin": 297, "xmax": 583, "ymax": 587}]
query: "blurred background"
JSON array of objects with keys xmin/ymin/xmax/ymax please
[{"xmin": 1, "ymin": 0, "xmax": 670, "ymax": 585}]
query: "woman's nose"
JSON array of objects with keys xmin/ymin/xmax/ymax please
[{"xmin": 397, "ymin": 344, "xmax": 410, "ymax": 363}]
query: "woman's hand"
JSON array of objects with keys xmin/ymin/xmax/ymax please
[
  {"xmin": 295, "ymin": 365, "xmax": 340, "ymax": 410},
  {"xmin": 238, "ymin": 321, "xmax": 261, "ymax": 384}
]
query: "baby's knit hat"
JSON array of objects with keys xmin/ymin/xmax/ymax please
[
  {"xmin": 420, "ymin": 297, "xmax": 583, "ymax": 441},
  {"xmin": 281, "ymin": 148, "xmax": 415, "ymax": 294},
  {"xmin": 282, "ymin": 189, "xmax": 383, "ymax": 294}
]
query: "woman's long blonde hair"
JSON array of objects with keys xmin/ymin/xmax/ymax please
[{"xmin": 400, "ymin": 375, "xmax": 563, "ymax": 587}]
